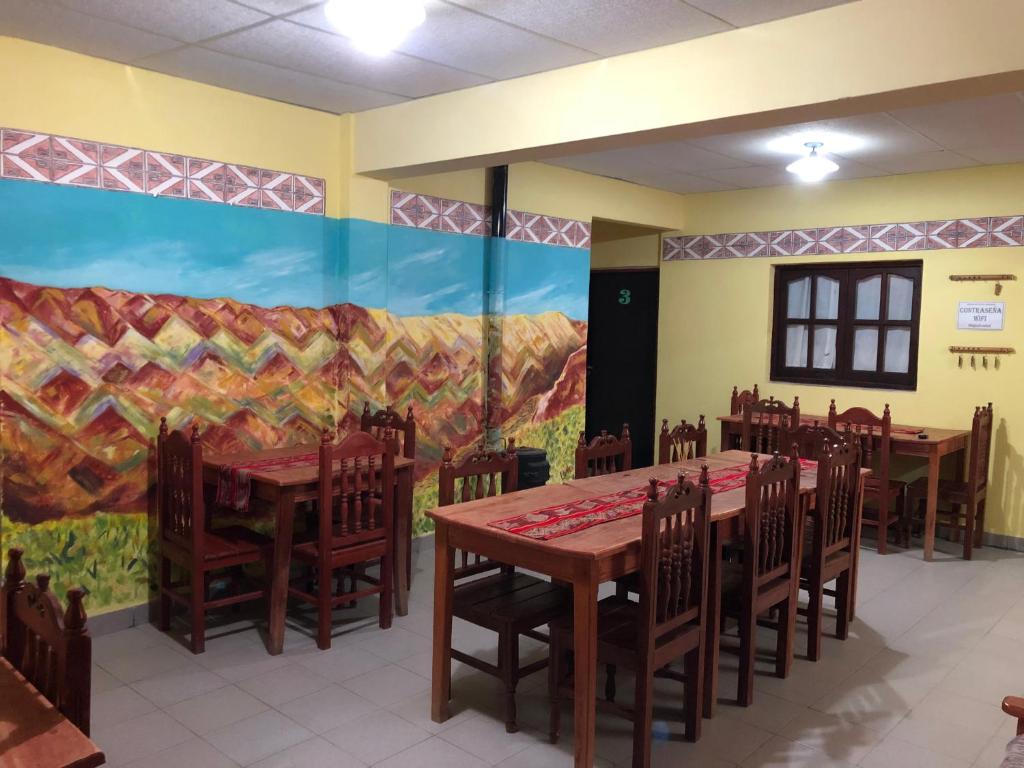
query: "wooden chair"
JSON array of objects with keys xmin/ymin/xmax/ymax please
[
  {"xmin": 730, "ymin": 384, "xmax": 760, "ymax": 415},
  {"xmin": 658, "ymin": 416, "xmax": 708, "ymax": 464},
  {"xmin": 575, "ymin": 424, "xmax": 632, "ymax": 478},
  {"xmin": 1003, "ymin": 696, "xmax": 1024, "ymax": 736},
  {"xmin": 1001, "ymin": 697, "xmax": 1024, "ymax": 767},
  {"xmin": 783, "ymin": 421, "xmax": 845, "ymax": 460},
  {"xmin": 741, "ymin": 397, "xmax": 800, "ymax": 454},
  {"xmin": 439, "ymin": 440, "xmax": 570, "ymax": 734},
  {"xmin": 290, "ymin": 429, "xmax": 395, "ymax": 650},
  {"xmin": 2, "ymin": 549, "xmax": 92, "ymax": 734},
  {"xmin": 722, "ymin": 453, "xmax": 801, "ymax": 706},
  {"xmin": 905, "ymin": 403, "xmax": 993, "ymax": 560},
  {"xmin": 828, "ymin": 401, "xmax": 903, "ymax": 554},
  {"xmin": 361, "ymin": 402, "xmax": 416, "ymax": 459},
  {"xmin": 549, "ymin": 468, "xmax": 712, "ymax": 767},
  {"xmin": 799, "ymin": 440, "xmax": 861, "ymax": 661},
  {"xmin": 158, "ymin": 420, "xmax": 272, "ymax": 654}
]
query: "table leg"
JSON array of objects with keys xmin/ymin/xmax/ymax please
[
  {"xmin": 849, "ymin": 475, "xmax": 866, "ymax": 623},
  {"xmin": 720, "ymin": 422, "xmax": 731, "ymax": 453},
  {"xmin": 703, "ymin": 520, "xmax": 723, "ymax": 718},
  {"xmin": 267, "ymin": 489, "xmax": 296, "ymax": 655},
  {"xmin": 572, "ymin": 563, "xmax": 599, "ymax": 768},
  {"xmin": 922, "ymin": 450, "xmax": 940, "ymax": 562},
  {"xmin": 431, "ymin": 524, "xmax": 454, "ymax": 724},
  {"xmin": 395, "ymin": 467, "xmax": 412, "ymax": 616}
]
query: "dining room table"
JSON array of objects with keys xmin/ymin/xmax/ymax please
[
  {"xmin": 202, "ymin": 444, "xmax": 416, "ymax": 655},
  {"xmin": 0, "ymin": 655, "xmax": 105, "ymax": 768},
  {"xmin": 428, "ymin": 449, "xmax": 861, "ymax": 768},
  {"xmin": 717, "ymin": 413, "xmax": 970, "ymax": 562}
]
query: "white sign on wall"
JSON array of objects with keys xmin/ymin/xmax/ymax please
[{"xmin": 958, "ymin": 301, "xmax": 1005, "ymax": 330}]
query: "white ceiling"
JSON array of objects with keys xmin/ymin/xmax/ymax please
[
  {"xmin": 0, "ymin": 0, "xmax": 855, "ymax": 114},
  {"xmin": 546, "ymin": 92, "xmax": 1024, "ymax": 193}
]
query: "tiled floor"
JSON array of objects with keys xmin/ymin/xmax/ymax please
[{"xmin": 90, "ymin": 538, "xmax": 1024, "ymax": 767}]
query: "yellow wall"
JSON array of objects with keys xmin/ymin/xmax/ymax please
[
  {"xmin": 0, "ymin": 37, "xmax": 345, "ymax": 217},
  {"xmin": 590, "ymin": 234, "xmax": 660, "ymax": 270},
  {"xmin": 657, "ymin": 163, "xmax": 1024, "ymax": 539}
]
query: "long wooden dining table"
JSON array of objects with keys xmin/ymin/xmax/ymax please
[
  {"xmin": 203, "ymin": 445, "xmax": 416, "ymax": 655},
  {"xmin": 428, "ymin": 450, "xmax": 858, "ymax": 768},
  {"xmin": 0, "ymin": 656, "xmax": 105, "ymax": 768},
  {"xmin": 717, "ymin": 413, "xmax": 970, "ymax": 561}
]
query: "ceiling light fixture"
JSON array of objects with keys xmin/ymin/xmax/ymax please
[
  {"xmin": 786, "ymin": 142, "xmax": 839, "ymax": 183},
  {"xmin": 324, "ymin": 0, "xmax": 426, "ymax": 56}
]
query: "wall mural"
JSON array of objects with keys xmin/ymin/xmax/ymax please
[{"xmin": 0, "ymin": 178, "xmax": 589, "ymax": 615}]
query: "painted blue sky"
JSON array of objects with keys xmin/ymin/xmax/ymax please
[{"xmin": 0, "ymin": 180, "xmax": 589, "ymax": 319}]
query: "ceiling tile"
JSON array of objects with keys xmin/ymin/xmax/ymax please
[
  {"xmin": 447, "ymin": 0, "xmax": 730, "ymax": 57},
  {"xmin": 683, "ymin": 0, "xmax": 855, "ymax": 27},
  {"xmin": 206, "ymin": 19, "xmax": 490, "ymax": 98},
  {"xmin": 231, "ymin": 0, "xmax": 320, "ymax": 13},
  {"xmin": 0, "ymin": 0, "xmax": 181, "ymax": 62},
  {"xmin": 137, "ymin": 46, "xmax": 405, "ymax": 113},
  {"xmin": 290, "ymin": 1, "xmax": 596, "ymax": 79},
  {"xmin": 888, "ymin": 93, "xmax": 1024, "ymax": 150},
  {"xmin": 956, "ymin": 145, "xmax": 1024, "ymax": 165},
  {"xmin": 859, "ymin": 150, "xmax": 979, "ymax": 175},
  {"xmin": 627, "ymin": 141, "xmax": 752, "ymax": 172},
  {"xmin": 56, "ymin": 0, "xmax": 268, "ymax": 43},
  {"xmin": 695, "ymin": 165, "xmax": 797, "ymax": 188}
]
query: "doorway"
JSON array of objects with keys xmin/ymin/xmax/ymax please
[{"xmin": 585, "ymin": 267, "xmax": 660, "ymax": 468}]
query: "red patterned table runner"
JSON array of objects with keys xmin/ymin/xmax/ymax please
[
  {"xmin": 490, "ymin": 458, "xmax": 817, "ymax": 541},
  {"xmin": 216, "ymin": 452, "xmax": 318, "ymax": 512}
]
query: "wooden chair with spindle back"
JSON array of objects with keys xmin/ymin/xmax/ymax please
[
  {"xmin": 658, "ymin": 416, "xmax": 708, "ymax": 464},
  {"xmin": 741, "ymin": 396, "xmax": 800, "ymax": 455},
  {"xmin": 799, "ymin": 439, "xmax": 861, "ymax": 661},
  {"xmin": 438, "ymin": 440, "xmax": 569, "ymax": 734},
  {"xmin": 158, "ymin": 420, "xmax": 273, "ymax": 654},
  {"xmin": 730, "ymin": 384, "xmax": 760, "ymax": 415},
  {"xmin": 575, "ymin": 424, "xmax": 632, "ymax": 479},
  {"xmin": 721, "ymin": 453, "xmax": 801, "ymax": 706},
  {"xmin": 361, "ymin": 402, "xmax": 416, "ymax": 459},
  {"xmin": 828, "ymin": 400, "xmax": 903, "ymax": 554},
  {"xmin": 549, "ymin": 468, "xmax": 713, "ymax": 767},
  {"xmin": 782, "ymin": 421, "xmax": 845, "ymax": 461},
  {"xmin": 290, "ymin": 428, "xmax": 395, "ymax": 649},
  {"xmin": 905, "ymin": 403, "xmax": 993, "ymax": 560},
  {"xmin": 2, "ymin": 549, "xmax": 92, "ymax": 734}
]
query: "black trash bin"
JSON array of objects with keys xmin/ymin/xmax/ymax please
[{"xmin": 515, "ymin": 446, "xmax": 550, "ymax": 490}]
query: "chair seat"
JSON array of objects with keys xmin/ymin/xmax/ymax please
[
  {"xmin": 549, "ymin": 595, "xmax": 637, "ymax": 646},
  {"xmin": 454, "ymin": 571, "xmax": 569, "ymax": 631},
  {"xmin": 202, "ymin": 526, "xmax": 272, "ymax": 562}
]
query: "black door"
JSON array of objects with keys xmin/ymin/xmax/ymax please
[{"xmin": 585, "ymin": 269, "xmax": 659, "ymax": 468}]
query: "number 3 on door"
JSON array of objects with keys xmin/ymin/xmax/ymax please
[{"xmin": 618, "ymin": 289, "xmax": 631, "ymax": 305}]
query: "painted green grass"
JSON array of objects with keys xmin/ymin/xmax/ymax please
[{"xmin": 2, "ymin": 513, "xmax": 150, "ymax": 613}]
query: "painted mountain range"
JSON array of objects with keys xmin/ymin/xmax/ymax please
[{"xmin": 0, "ymin": 276, "xmax": 586, "ymax": 525}]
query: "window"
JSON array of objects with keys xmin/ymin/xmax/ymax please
[{"xmin": 770, "ymin": 260, "xmax": 922, "ymax": 390}]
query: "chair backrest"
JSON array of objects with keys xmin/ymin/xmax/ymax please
[
  {"xmin": 741, "ymin": 397, "xmax": 800, "ymax": 454},
  {"xmin": 574, "ymin": 424, "xmax": 632, "ymax": 479},
  {"xmin": 658, "ymin": 416, "xmax": 708, "ymax": 464},
  {"xmin": 730, "ymin": 384, "xmax": 760, "ymax": 415},
  {"xmin": 811, "ymin": 440, "xmax": 862, "ymax": 557},
  {"xmin": 637, "ymin": 469, "xmax": 711, "ymax": 651},
  {"xmin": 743, "ymin": 453, "xmax": 800, "ymax": 589},
  {"xmin": 783, "ymin": 420, "xmax": 845, "ymax": 460},
  {"xmin": 157, "ymin": 419, "xmax": 205, "ymax": 556},
  {"xmin": 828, "ymin": 400, "xmax": 891, "ymax": 498},
  {"xmin": 318, "ymin": 429, "xmax": 395, "ymax": 550},
  {"xmin": 438, "ymin": 440, "xmax": 519, "ymax": 580},
  {"xmin": 361, "ymin": 403, "xmax": 416, "ymax": 460},
  {"xmin": 968, "ymin": 403, "xmax": 994, "ymax": 494},
  {"xmin": 1, "ymin": 549, "xmax": 92, "ymax": 735}
]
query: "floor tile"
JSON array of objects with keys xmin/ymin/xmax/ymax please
[
  {"xmin": 237, "ymin": 663, "xmax": 332, "ymax": 706},
  {"xmin": 132, "ymin": 666, "xmax": 228, "ymax": 707},
  {"xmin": 121, "ymin": 737, "xmax": 239, "ymax": 768},
  {"xmin": 91, "ymin": 685, "xmax": 156, "ymax": 730},
  {"xmin": 276, "ymin": 684, "xmax": 378, "ymax": 734},
  {"xmin": 323, "ymin": 709, "xmax": 432, "ymax": 764},
  {"xmin": 248, "ymin": 737, "xmax": 366, "ymax": 768},
  {"xmin": 779, "ymin": 707, "xmax": 885, "ymax": 764},
  {"xmin": 342, "ymin": 663, "xmax": 431, "ymax": 707},
  {"xmin": 859, "ymin": 734, "xmax": 973, "ymax": 768},
  {"xmin": 388, "ymin": 689, "xmax": 481, "ymax": 734},
  {"xmin": 438, "ymin": 711, "xmax": 540, "ymax": 764},
  {"xmin": 294, "ymin": 644, "xmax": 391, "ymax": 683},
  {"xmin": 205, "ymin": 709, "xmax": 313, "ymax": 766},
  {"xmin": 356, "ymin": 625, "xmax": 432, "ymax": 663},
  {"xmin": 92, "ymin": 710, "xmax": 194, "ymax": 766},
  {"xmin": 100, "ymin": 642, "xmax": 197, "ymax": 684},
  {"xmin": 165, "ymin": 684, "xmax": 269, "ymax": 736},
  {"xmin": 740, "ymin": 735, "xmax": 856, "ymax": 767},
  {"xmin": 375, "ymin": 735, "xmax": 490, "ymax": 768}
]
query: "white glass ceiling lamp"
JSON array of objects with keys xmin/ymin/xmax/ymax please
[
  {"xmin": 324, "ymin": 0, "xmax": 426, "ymax": 56},
  {"xmin": 786, "ymin": 142, "xmax": 839, "ymax": 183}
]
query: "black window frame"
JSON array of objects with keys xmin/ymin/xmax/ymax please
[{"xmin": 770, "ymin": 259, "xmax": 922, "ymax": 391}]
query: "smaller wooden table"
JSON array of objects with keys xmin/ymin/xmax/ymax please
[
  {"xmin": 718, "ymin": 413, "xmax": 970, "ymax": 561},
  {"xmin": 0, "ymin": 657, "xmax": 104, "ymax": 768},
  {"xmin": 203, "ymin": 445, "xmax": 416, "ymax": 654}
]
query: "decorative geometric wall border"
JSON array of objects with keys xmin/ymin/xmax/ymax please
[
  {"xmin": 663, "ymin": 216, "xmax": 1024, "ymax": 260},
  {"xmin": 0, "ymin": 127, "xmax": 325, "ymax": 215},
  {"xmin": 390, "ymin": 190, "xmax": 591, "ymax": 249}
]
